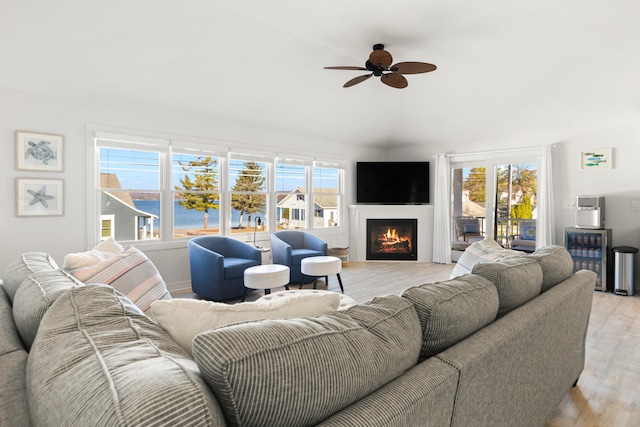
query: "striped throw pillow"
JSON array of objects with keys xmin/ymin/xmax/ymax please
[{"xmin": 70, "ymin": 245, "xmax": 170, "ymax": 311}]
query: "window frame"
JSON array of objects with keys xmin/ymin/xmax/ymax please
[
  {"xmin": 87, "ymin": 125, "xmax": 346, "ymax": 251},
  {"xmin": 171, "ymin": 147, "xmax": 224, "ymax": 237},
  {"xmin": 311, "ymin": 162, "xmax": 344, "ymax": 230},
  {"xmin": 274, "ymin": 157, "xmax": 312, "ymax": 231},
  {"xmin": 228, "ymin": 152, "xmax": 271, "ymax": 234},
  {"xmin": 448, "ymin": 151, "xmax": 541, "ymax": 246}
]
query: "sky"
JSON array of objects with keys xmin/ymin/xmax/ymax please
[{"xmin": 100, "ymin": 148, "xmax": 338, "ymax": 192}]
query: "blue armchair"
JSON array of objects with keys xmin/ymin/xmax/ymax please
[
  {"xmin": 270, "ymin": 231, "xmax": 327, "ymax": 284},
  {"xmin": 188, "ymin": 236, "xmax": 261, "ymax": 301}
]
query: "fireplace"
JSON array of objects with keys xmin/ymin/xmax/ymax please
[{"xmin": 366, "ymin": 219, "xmax": 417, "ymax": 261}]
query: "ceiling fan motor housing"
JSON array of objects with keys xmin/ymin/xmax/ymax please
[{"xmin": 366, "ymin": 60, "xmax": 384, "ymax": 76}]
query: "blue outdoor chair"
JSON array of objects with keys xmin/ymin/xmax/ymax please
[
  {"xmin": 270, "ymin": 231, "xmax": 327, "ymax": 284},
  {"xmin": 188, "ymin": 236, "xmax": 261, "ymax": 301}
]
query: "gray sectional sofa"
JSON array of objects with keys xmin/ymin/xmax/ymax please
[{"xmin": 1, "ymin": 244, "xmax": 595, "ymax": 427}]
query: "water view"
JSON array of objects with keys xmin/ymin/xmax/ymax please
[{"xmin": 134, "ymin": 200, "xmax": 264, "ymax": 231}]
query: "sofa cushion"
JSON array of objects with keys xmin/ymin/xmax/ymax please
[
  {"xmin": 2, "ymin": 252, "xmax": 59, "ymax": 303},
  {"xmin": 61, "ymin": 237, "xmax": 124, "ymax": 270},
  {"xmin": 0, "ymin": 287, "xmax": 30, "ymax": 427},
  {"xmin": 529, "ymin": 245, "xmax": 574, "ymax": 292},
  {"xmin": 462, "ymin": 222, "xmax": 479, "ymax": 234},
  {"xmin": 401, "ymin": 274, "xmax": 499, "ymax": 358},
  {"xmin": 450, "ymin": 238, "xmax": 524, "ymax": 278},
  {"xmin": 12, "ymin": 269, "xmax": 84, "ymax": 350},
  {"xmin": 223, "ymin": 257, "xmax": 258, "ymax": 279},
  {"xmin": 192, "ymin": 295, "xmax": 421, "ymax": 427},
  {"xmin": 291, "ymin": 248, "xmax": 324, "ymax": 266},
  {"xmin": 27, "ymin": 284, "xmax": 226, "ymax": 427},
  {"xmin": 149, "ymin": 291, "xmax": 341, "ymax": 355},
  {"xmin": 472, "ymin": 257, "xmax": 543, "ymax": 317},
  {"xmin": 69, "ymin": 245, "xmax": 170, "ymax": 311}
]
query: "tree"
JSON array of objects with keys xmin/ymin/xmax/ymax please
[
  {"xmin": 175, "ymin": 157, "xmax": 219, "ymax": 229},
  {"xmin": 496, "ymin": 164, "xmax": 537, "ymax": 217},
  {"xmin": 231, "ymin": 161, "xmax": 266, "ymax": 228},
  {"xmin": 511, "ymin": 195, "xmax": 534, "ymax": 219},
  {"xmin": 464, "ymin": 167, "xmax": 487, "ymax": 202}
]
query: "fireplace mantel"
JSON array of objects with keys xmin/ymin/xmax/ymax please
[{"xmin": 348, "ymin": 205, "xmax": 434, "ymax": 262}]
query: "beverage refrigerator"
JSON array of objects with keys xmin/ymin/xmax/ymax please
[{"xmin": 564, "ymin": 227, "xmax": 613, "ymax": 291}]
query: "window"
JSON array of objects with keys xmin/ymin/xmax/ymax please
[
  {"xmin": 275, "ymin": 160, "xmax": 308, "ymax": 230},
  {"xmin": 172, "ymin": 152, "xmax": 221, "ymax": 237},
  {"xmin": 101, "ymin": 216, "xmax": 114, "ymax": 239},
  {"xmin": 312, "ymin": 164, "xmax": 342, "ymax": 228},
  {"xmin": 451, "ymin": 166, "xmax": 487, "ymax": 245},
  {"xmin": 88, "ymin": 126, "xmax": 344, "ymax": 248},
  {"xmin": 495, "ymin": 163, "xmax": 538, "ymax": 246},
  {"xmin": 229, "ymin": 155, "xmax": 269, "ymax": 233},
  {"xmin": 449, "ymin": 156, "xmax": 538, "ymax": 247},
  {"xmin": 93, "ymin": 132, "xmax": 225, "ymax": 245},
  {"xmin": 98, "ymin": 146, "xmax": 161, "ymax": 241}
]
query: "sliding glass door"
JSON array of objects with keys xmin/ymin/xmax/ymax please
[
  {"xmin": 495, "ymin": 163, "xmax": 538, "ymax": 248},
  {"xmin": 451, "ymin": 166, "xmax": 487, "ymax": 248},
  {"xmin": 451, "ymin": 161, "xmax": 538, "ymax": 248}
]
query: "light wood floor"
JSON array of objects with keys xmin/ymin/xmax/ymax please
[{"xmin": 175, "ymin": 261, "xmax": 640, "ymax": 426}]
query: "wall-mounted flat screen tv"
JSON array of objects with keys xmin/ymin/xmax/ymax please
[{"xmin": 356, "ymin": 161, "xmax": 430, "ymax": 204}]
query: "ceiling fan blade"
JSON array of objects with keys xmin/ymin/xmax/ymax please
[
  {"xmin": 391, "ymin": 62, "xmax": 437, "ymax": 74},
  {"xmin": 369, "ymin": 49, "xmax": 393, "ymax": 68},
  {"xmin": 381, "ymin": 73, "xmax": 408, "ymax": 89},
  {"xmin": 324, "ymin": 66, "xmax": 368, "ymax": 71},
  {"xmin": 343, "ymin": 74, "xmax": 372, "ymax": 88}
]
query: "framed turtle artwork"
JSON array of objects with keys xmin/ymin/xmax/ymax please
[
  {"xmin": 15, "ymin": 131, "xmax": 64, "ymax": 172},
  {"xmin": 16, "ymin": 178, "xmax": 64, "ymax": 216}
]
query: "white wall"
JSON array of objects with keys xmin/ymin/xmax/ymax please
[{"xmin": 0, "ymin": 87, "xmax": 384, "ymax": 291}]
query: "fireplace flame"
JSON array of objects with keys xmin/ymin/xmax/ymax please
[{"xmin": 377, "ymin": 228, "xmax": 412, "ymax": 252}]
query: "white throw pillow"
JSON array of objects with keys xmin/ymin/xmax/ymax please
[
  {"xmin": 149, "ymin": 292, "xmax": 341, "ymax": 355},
  {"xmin": 450, "ymin": 238, "xmax": 525, "ymax": 278},
  {"xmin": 62, "ymin": 237, "xmax": 125, "ymax": 271}
]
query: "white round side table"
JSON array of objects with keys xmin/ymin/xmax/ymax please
[
  {"xmin": 300, "ymin": 256, "xmax": 344, "ymax": 293},
  {"xmin": 243, "ymin": 264, "xmax": 290, "ymax": 301}
]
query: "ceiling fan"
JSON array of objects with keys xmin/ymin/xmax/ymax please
[{"xmin": 324, "ymin": 44, "xmax": 437, "ymax": 89}]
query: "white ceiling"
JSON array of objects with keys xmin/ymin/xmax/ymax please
[{"xmin": 2, "ymin": 0, "xmax": 639, "ymax": 149}]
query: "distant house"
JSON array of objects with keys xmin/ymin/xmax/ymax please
[
  {"xmin": 276, "ymin": 188, "xmax": 338, "ymax": 229},
  {"xmin": 100, "ymin": 174, "xmax": 158, "ymax": 241}
]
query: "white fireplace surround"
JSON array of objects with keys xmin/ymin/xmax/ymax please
[{"xmin": 348, "ymin": 205, "xmax": 434, "ymax": 262}]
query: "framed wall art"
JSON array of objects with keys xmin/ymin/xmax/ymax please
[
  {"xmin": 15, "ymin": 131, "xmax": 64, "ymax": 172},
  {"xmin": 580, "ymin": 148, "xmax": 612, "ymax": 170},
  {"xmin": 16, "ymin": 178, "xmax": 64, "ymax": 216}
]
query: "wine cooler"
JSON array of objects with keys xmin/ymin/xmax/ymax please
[{"xmin": 564, "ymin": 227, "xmax": 613, "ymax": 292}]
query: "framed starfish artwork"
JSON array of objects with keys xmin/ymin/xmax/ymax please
[
  {"xmin": 16, "ymin": 178, "xmax": 64, "ymax": 216},
  {"xmin": 15, "ymin": 131, "xmax": 64, "ymax": 172}
]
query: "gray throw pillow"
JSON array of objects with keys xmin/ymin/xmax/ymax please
[
  {"xmin": 402, "ymin": 274, "xmax": 499, "ymax": 358},
  {"xmin": 472, "ymin": 257, "xmax": 543, "ymax": 317},
  {"xmin": 529, "ymin": 245, "xmax": 574, "ymax": 292},
  {"xmin": 192, "ymin": 295, "xmax": 421, "ymax": 427}
]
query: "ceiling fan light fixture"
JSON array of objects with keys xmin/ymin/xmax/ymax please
[{"xmin": 324, "ymin": 43, "xmax": 436, "ymax": 89}]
